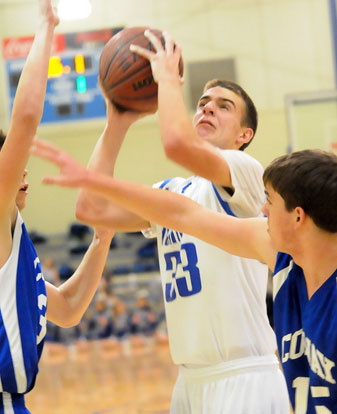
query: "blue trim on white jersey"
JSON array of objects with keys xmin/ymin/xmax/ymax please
[
  {"xmin": 212, "ymin": 184, "xmax": 236, "ymax": 217},
  {"xmin": 181, "ymin": 182, "xmax": 192, "ymax": 194},
  {"xmin": 159, "ymin": 178, "xmax": 173, "ymax": 189}
]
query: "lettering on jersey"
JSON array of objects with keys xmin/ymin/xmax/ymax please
[
  {"xmin": 161, "ymin": 227, "xmax": 183, "ymax": 246},
  {"xmin": 34, "ymin": 257, "xmax": 47, "ymax": 344},
  {"xmin": 282, "ymin": 329, "xmax": 336, "ymax": 384},
  {"xmin": 37, "ymin": 312, "xmax": 47, "ymax": 344},
  {"xmin": 164, "ymin": 243, "xmax": 202, "ymax": 302}
]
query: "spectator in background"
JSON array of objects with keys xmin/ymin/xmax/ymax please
[
  {"xmin": 130, "ymin": 294, "xmax": 157, "ymax": 337},
  {"xmin": 112, "ymin": 299, "xmax": 131, "ymax": 340},
  {"xmin": 87, "ymin": 295, "xmax": 112, "ymax": 339}
]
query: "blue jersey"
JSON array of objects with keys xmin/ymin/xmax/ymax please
[
  {"xmin": 273, "ymin": 252, "xmax": 337, "ymax": 414},
  {"xmin": 0, "ymin": 212, "xmax": 47, "ymax": 413}
]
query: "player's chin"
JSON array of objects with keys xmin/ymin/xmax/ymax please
[
  {"xmin": 196, "ymin": 125, "xmax": 215, "ymax": 140},
  {"xmin": 16, "ymin": 192, "xmax": 28, "ymax": 211}
]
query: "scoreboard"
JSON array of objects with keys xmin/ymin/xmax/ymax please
[{"xmin": 2, "ymin": 27, "xmax": 123, "ymax": 124}]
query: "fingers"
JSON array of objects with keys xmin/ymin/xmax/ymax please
[
  {"xmin": 31, "ymin": 139, "xmax": 59, "ymax": 158},
  {"xmin": 130, "ymin": 30, "xmax": 180, "ymax": 67},
  {"xmin": 144, "ymin": 29, "xmax": 164, "ymax": 52},
  {"xmin": 31, "ymin": 147, "xmax": 59, "ymax": 165},
  {"xmin": 41, "ymin": 175, "xmax": 77, "ymax": 187},
  {"xmin": 41, "ymin": 176, "xmax": 59, "ymax": 185},
  {"xmin": 129, "ymin": 43, "xmax": 153, "ymax": 60},
  {"xmin": 129, "ymin": 29, "xmax": 166, "ymax": 59},
  {"xmin": 162, "ymin": 31, "xmax": 175, "ymax": 55},
  {"xmin": 31, "ymin": 139, "xmax": 62, "ymax": 165},
  {"xmin": 33, "ymin": 138, "xmax": 59, "ymax": 153}
]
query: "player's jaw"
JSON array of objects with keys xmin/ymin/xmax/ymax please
[
  {"xmin": 16, "ymin": 171, "xmax": 29, "ymax": 210},
  {"xmin": 195, "ymin": 119, "xmax": 240, "ymax": 150},
  {"xmin": 195, "ymin": 118, "xmax": 216, "ymax": 138}
]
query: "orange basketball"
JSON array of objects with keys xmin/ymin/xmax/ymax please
[{"xmin": 99, "ymin": 26, "xmax": 184, "ymax": 112}]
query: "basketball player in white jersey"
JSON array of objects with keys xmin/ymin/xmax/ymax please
[
  {"xmin": 0, "ymin": 2, "xmax": 113, "ymax": 413},
  {"xmin": 32, "ymin": 141, "xmax": 337, "ymax": 414},
  {"xmin": 72, "ymin": 30, "xmax": 289, "ymax": 413}
]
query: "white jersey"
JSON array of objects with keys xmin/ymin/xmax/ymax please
[{"xmin": 145, "ymin": 150, "xmax": 276, "ymax": 365}]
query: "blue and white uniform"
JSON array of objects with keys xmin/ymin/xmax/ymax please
[
  {"xmin": 144, "ymin": 150, "xmax": 289, "ymax": 413},
  {"xmin": 274, "ymin": 252, "xmax": 337, "ymax": 414},
  {"xmin": 0, "ymin": 212, "xmax": 47, "ymax": 414}
]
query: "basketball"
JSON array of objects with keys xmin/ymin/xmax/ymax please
[{"xmin": 99, "ymin": 26, "xmax": 184, "ymax": 112}]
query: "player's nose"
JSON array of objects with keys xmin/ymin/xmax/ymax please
[
  {"xmin": 203, "ymin": 101, "xmax": 215, "ymax": 116},
  {"xmin": 262, "ymin": 201, "xmax": 269, "ymax": 216}
]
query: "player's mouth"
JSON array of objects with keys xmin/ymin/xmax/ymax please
[
  {"xmin": 197, "ymin": 118, "xmax": 215, "ymax": 129},
  {"xmin": 20, "ymin": 184, "xmax": 29, "ymax": 194}
]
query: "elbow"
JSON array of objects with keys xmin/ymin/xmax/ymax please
[
  {"xmin": 75, "ymin": 194, "xmax": 98, "ymax": 223},
  {"xmin": 163, "ymin": 133, "xmax": 185, "ymax": 162},
  {"xmin": 75, "ymin": 197, "xmax": 89, "ymax": 223},
  {"xmin": 58, "ymin": 316, "xmax": 81, "ymax": 329}
]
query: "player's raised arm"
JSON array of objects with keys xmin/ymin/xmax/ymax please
[
  {"xmin": 75, "ymin": 97, "xmax": 151, "ymax": 232},
  {"xmin": 130, "ymin": 31, "xmax": 254, "ymax": 189},
  {"xmin": 45, "ymin": 226, "xmax": 113, "ymax": 327},
  {"xmin": 33, "ymin": 139, "xmax": 277, "ymax": 270},
  {"xmin": 0, "ymin": 0, "xmax": 58, "ymax": 217}
]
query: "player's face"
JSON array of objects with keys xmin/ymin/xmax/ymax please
[
  {"xmin": 16, "ymin": 169, "xmax": 29, "ymax": 211},
  {"xmin": 193, "ymin": 87, "xmax": 248, "ymax": 149},
  {"xmin": 262, "ymin": 185, "xmax": 297, "ymax": 253}
]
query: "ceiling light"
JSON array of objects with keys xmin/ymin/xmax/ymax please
[{"xmin": 58, "ymin": 0, "xmax": 92, "ymax": 21}]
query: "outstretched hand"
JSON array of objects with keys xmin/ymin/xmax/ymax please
[
  {"xmin": 32, "ymin": 139, "xmax": 115, "ymax": 240},
  {"xmin": 31, "ymin": 139, "xmax": 88, "ymax": 188},
  {"xmin": 38, "ymin": 0, "xmax": 60, "ymax": 27}
]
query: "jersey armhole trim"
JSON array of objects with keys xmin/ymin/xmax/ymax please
[{"xmin": 212, "ymin": 184, "xmax": 236, "ymax": 217}]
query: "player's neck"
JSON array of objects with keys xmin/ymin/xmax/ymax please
[
  {"xmin": 11, "ymin": 205, "xmax": 18, "ymax": 230},
  {"xmin": 297, "ymin": 233, "xmax": 337, "ymax": 299}
]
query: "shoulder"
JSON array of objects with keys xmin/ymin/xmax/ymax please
[
  {"xmin": 274, "ymin": 252, "xmax": 294, "ymax": 274},
  {"xmin": 272, "ymin": 252, "xmax": 297, "ymax": 300},
  {"xmin": 217, "ymin": 149, "xmax": 263, "ymax": 172}
]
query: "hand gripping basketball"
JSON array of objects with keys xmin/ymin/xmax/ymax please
[{"xmin": 99, "ymin": 27, "xmax": 184, "ymax": 112}]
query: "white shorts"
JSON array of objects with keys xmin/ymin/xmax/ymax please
[{"xmin": 170, "ymin": 355, "xmax": 290, "ymax": 414}]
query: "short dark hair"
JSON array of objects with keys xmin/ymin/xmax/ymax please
[
  {"xmin": 203, "ymin": 79, "xmax": 258, "ymax": 151},
  {"xmin": 263, "ymin": 149, "xmax": 337, "ymax": 233},
  {"xmin": 0, "ymin": 130, "xmax": 6, "ymax": 150}
]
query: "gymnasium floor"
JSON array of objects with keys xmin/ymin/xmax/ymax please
[{"xmin": 26, "ymin": 338, "xmax": 178, "ymax": 414}]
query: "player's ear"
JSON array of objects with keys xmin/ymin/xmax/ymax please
[
  {"xmin": 294, "ymin": 207, "xmax": 306, "ymax": 227},
  {"xmin": 238, "ymin": 127, "xmax": 254, "ymax": 146}
]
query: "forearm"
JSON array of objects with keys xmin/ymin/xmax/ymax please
[
  {"xmin": 10, "ymin": 18, "xmax": 55, "ymax": 135},
  {"xmin": 85, "ymin": 171, "xmax": 197, "ymax": 235},
  {"xmin": 83, "ymin": 172, "xmax": 272, "ymax": 263},
  {"xmin": 158, "ymin": 80, "xmax": 232, "ymax": 185},
  {"xmin": 47, "ymin": 232, "xmax": 112, "ymax": 327},
  {"xmin": 158, "ymin": 78, "xmax": 195, "ymax": 154},
  {"xmin": 0, "ymin": 11, "xmax": 57, "ymax": 215},
  {"xmin": 76, "ymin": 119, "xmax": 129, "ymax": 216}
]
